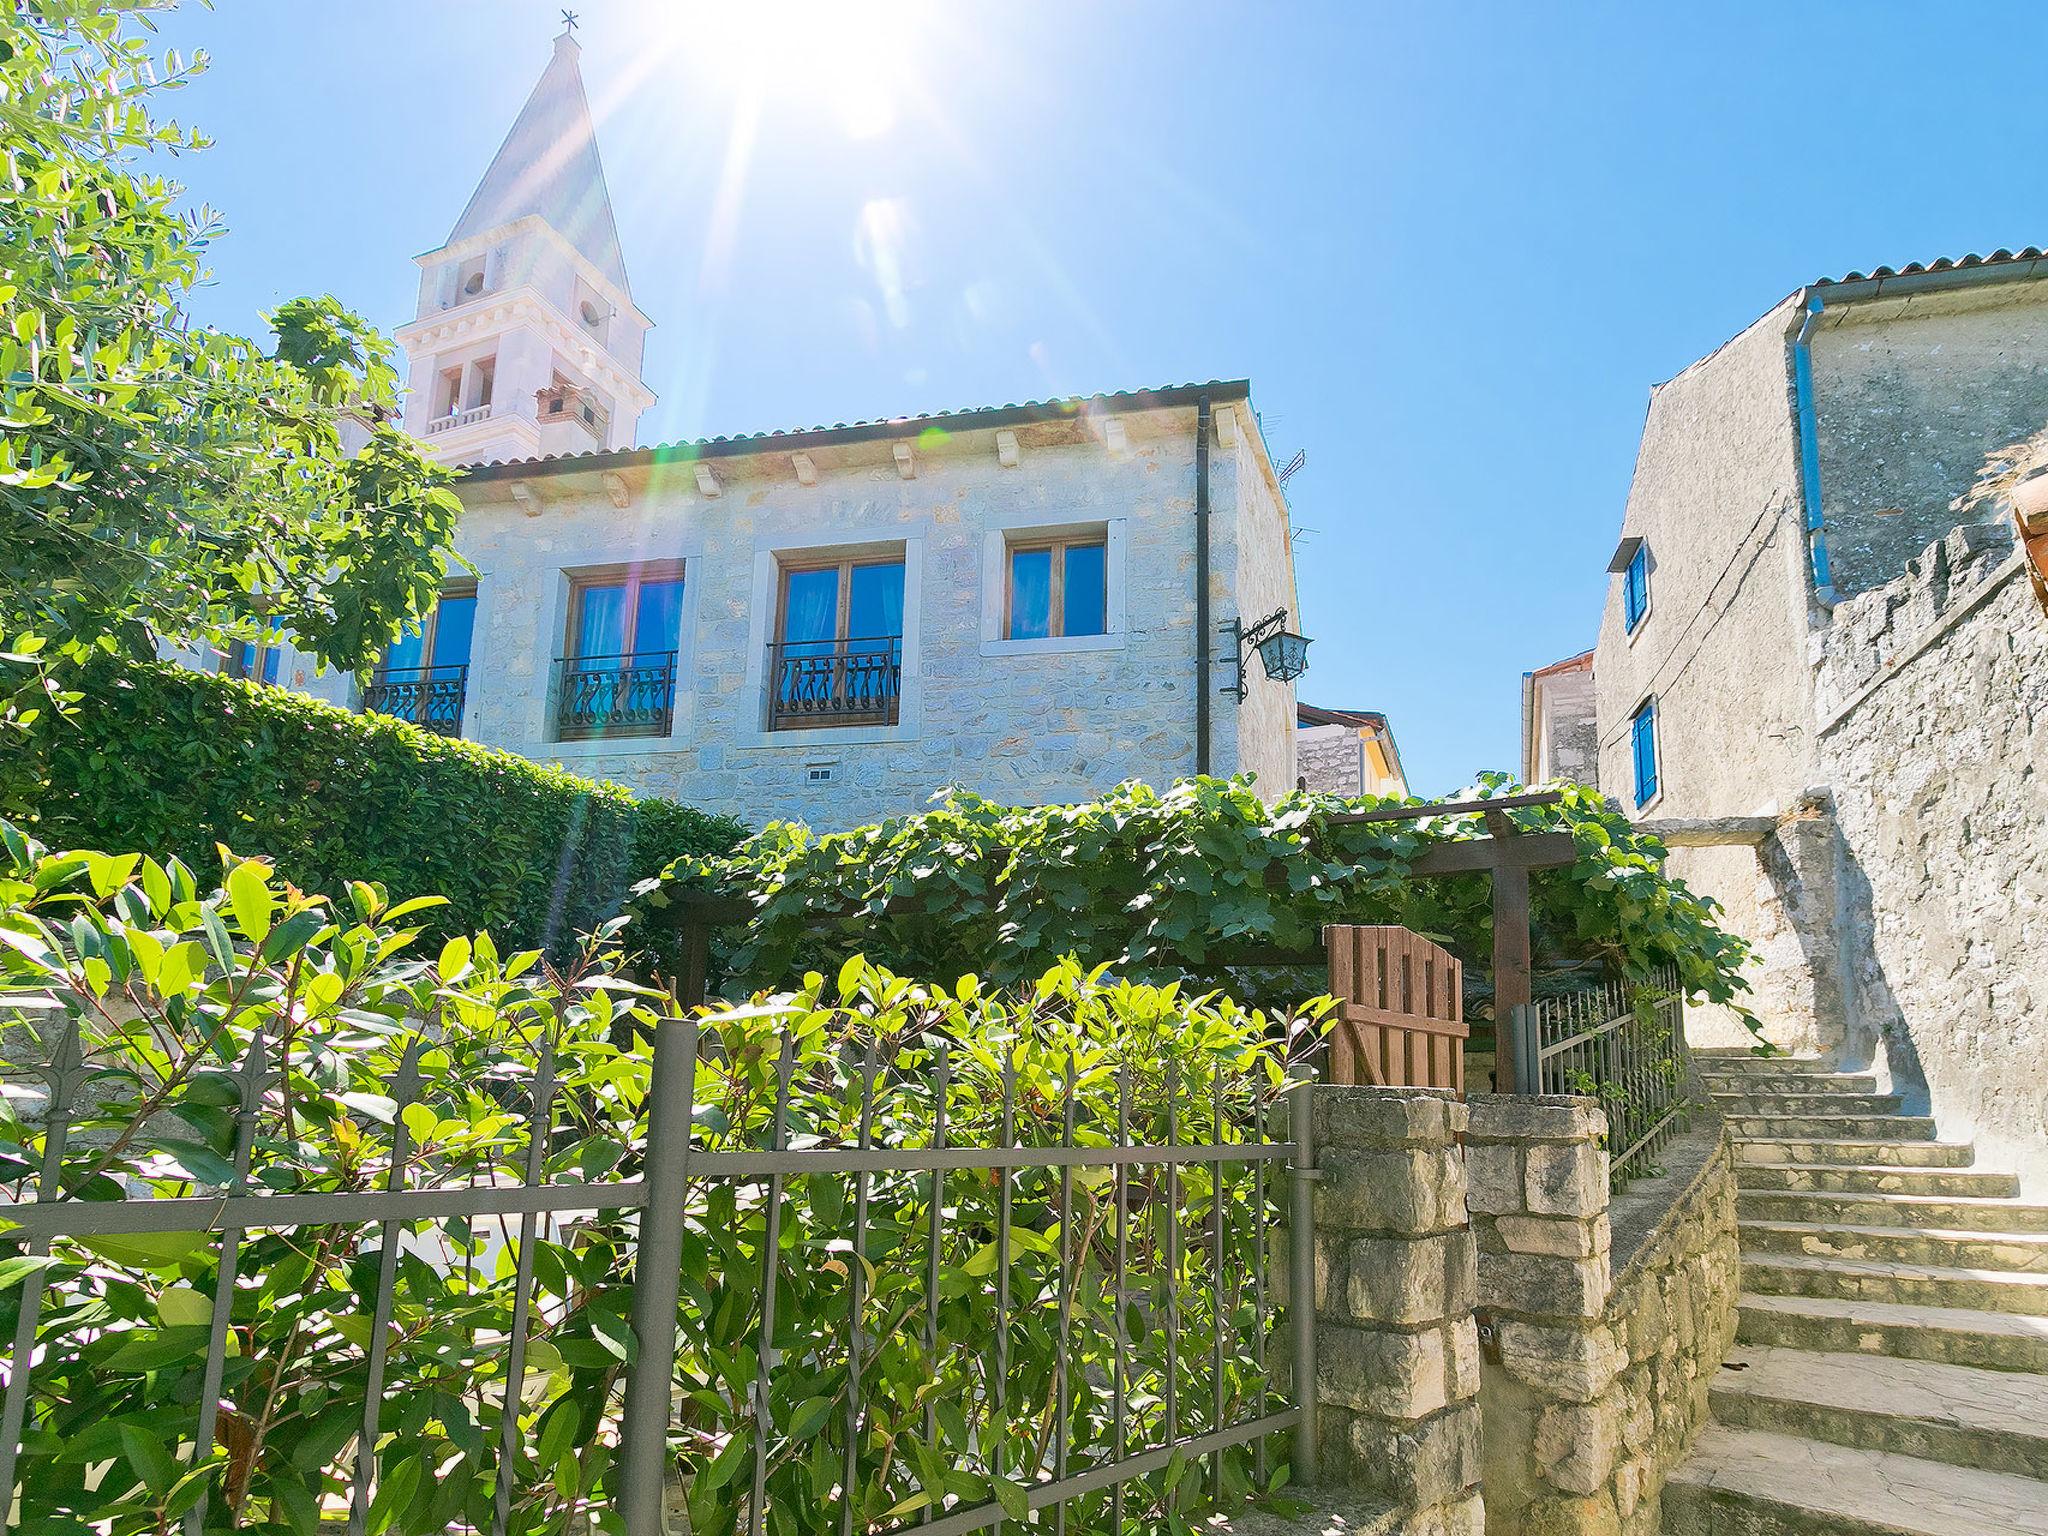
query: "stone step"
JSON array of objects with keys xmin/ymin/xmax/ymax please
[
  {"xmin": 1702, "ymin": 1070, "xmax": 1880, "ymax": 1095},
  {"xmin": 1735, "ymin": 1162, "xmax": 2021, "ymax": 1198},
  {"xmin": 1741, "ymin": 1187, "xmax": 2048, "ymax": 1234},
  {"xmin": 1742, "ymin": 1251, "xmax": 2048, "ymax": 1317},
  {"xmin": 1733, "ymin": 1137, "xmax": 1979, "ymax": 1170},
  {"xmin": 1712, "ymin": 1090, "xmax": 1906, "ymax": 1116},
  {"xmin": 1662, "ymin": 1424, "xmax": 2048, "ymax": 1535},
  {"xmin": 1725, "ymin": 1113, "xmax": 1939, "ymax": 1142},
  {"xmin": 1692, "ymin": 1051, "xmax": 1830, "ymax": 1074},
  {"xmin": 1710, "ymin": 1344, "xmax": 2048, "ymax": 1479},
  {"xmin": 1740, "ymin": 1218, "xmax": 2048, "ymax": 1275},
  {"xmin": 1738, "ymin": 1292, "xmax": 2048, "ymax": 1374}
]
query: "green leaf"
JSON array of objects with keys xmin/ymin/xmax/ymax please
[
  {"xmin": 226, "ymin": 860, "xmax": 274, "ymax": 942},
  {"xmin": 157, "ymin": 1285, "xmax": 211, "ymax": 1328},
  {"xmin": 991, "ymin": 1474, "xmax": 1030, "ymax": 1520},
  {"xmin": 75, "ymin": 1231, "xmax": 210, "ymax": 1270},
  {"xmin": 788, "ymin": 1394, "xmax": 834, "ymax": 1440}
]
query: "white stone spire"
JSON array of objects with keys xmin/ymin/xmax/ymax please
[
  {"xmin": 446, "ymin": 25, "xmax": 628, "ymax": 290},
  {"xmin": 396, "ymin": 24, "xmax": 653, "ymax": 466}
]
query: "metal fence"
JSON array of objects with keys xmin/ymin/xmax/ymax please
[
  {"xmin": 0, "ymin": 1015, "xmax": 1314, "ymax": 1535},
  {"xmin": 1507, "ymin": 967, "xmax": 1692, "ymax": 1184}
]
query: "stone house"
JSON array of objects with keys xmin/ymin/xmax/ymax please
[
  {"xmin": 188, "ymin": 27, "xmax": 1305, "ymax": 828},
  {"xmin": 1551, "ymin": 247, "xmax": 2048, "ymax": 1193},
  {"xmin": 1518, "ymin": 649, "xmax": 1596, "ymax": 789},
  {"xmin": 1296, "ymin": 702, "xmax": 1407, "ymax": 798}
]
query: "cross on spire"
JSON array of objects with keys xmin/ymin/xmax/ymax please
[{"xmin": 559, "ymin": 9, "xmax": 580, "ymax": 34}]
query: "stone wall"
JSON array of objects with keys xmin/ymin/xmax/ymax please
[
  {"xmin": 1299, "ymin": 722, "xmax": 1367, "ymax": 795},
  {"xmin": 1816, "ymin": 523, "xmax": 2048, "ymax": 1191},
  {"xmin": 1298, "ymin": 1087, "xmax": 1485, "ymax": 1534},
  {"xmin": 1810, "ymin": 280, "xmax": 2048, "ymax": 600},
  {"xmin": 1466, "ymin": 1097, "xmax": 1739, "ymax": 1535},
  {"xmin": 427, "ymin": 402, "xmax": 1296, "ymax": 828},
  {"xmin": 1593, "ymin": 294, "xmax": 1818, "ymax": 823}
]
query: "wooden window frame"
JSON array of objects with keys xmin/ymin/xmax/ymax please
[
  {"xmin": 1002, "ymin": 532, "xmax": 1107, "ymax": 641},
  {"xmin": 381, "ymin": 580, "xmax": 478, "ymax": 676},
  {"xmin": 562, "ymin": 560, "xmax": 687, "ymax": 662},
  {"xmin": 773, "ymin": 555, "xmax": 906, "ymax": 647}
]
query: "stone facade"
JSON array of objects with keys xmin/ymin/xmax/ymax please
[
  {"xmin": 436, "ymin": 393, "xmax": 1298, "ymax": 827},
  {"xmin": 1520, "ymin": 652, "xmax": 1596, "ymax": 789},
  {"xmin": 1298, "ymin": 709, "xmax": 1407, "ymax": 799},
  {"xmin": 1466, "ymin": 1097, "xmax": 1739, "ymax": 1536},
  {"xmin": 1297, "ymin": 1087, "xmax": 1485, "ymax": 1534},
  {"xmin": 1581, "ymin": 261, "xmax": 2048, "ymax": 1086},
  {"xmin": 1809, "ymin": 281, "xmax": 2048, "ymax": 600},
  {"xmin": 1814, "ymin": 525, "xmax": 2048, "ymax": 1191}
]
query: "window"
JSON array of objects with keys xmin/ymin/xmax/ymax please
[
  {"xmin": 1630, "ymin": 698, "xmax": 1660, "ymax": 808},
  {"xmin": 223, "ymin": 619, "xmax": 285, "ymax": 685},
  {"xmin": 1623, "ymin": 542, "xmax": 1651, "ymax": 632},
  {"xmin": 556, "ymin": 562, "xmax": 685, "ymax": 739},
  {"xmin": 365, "ymin": 583, "xmax": 476, "ymax": 735},
  {"xmin": 1004, "ymin": 533, "xmax": 1106, "ymax": 641},
  {"xmin": 769, "ymin": 555, "xmax": 905, "ymax": 729}
]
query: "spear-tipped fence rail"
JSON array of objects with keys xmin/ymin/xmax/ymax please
[
  {"xmin": 1509, "ymin": 965, "xmax": 1692, "ymax": 1185},
  {"xmin": 0, "ymin": 1015, "xmax": 1316, "ymax": 1534}
]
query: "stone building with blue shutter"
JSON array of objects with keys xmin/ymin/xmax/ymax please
[{"xmin": 1555, "ymin": 247, "xmax": 2048, "ymax": 1194}]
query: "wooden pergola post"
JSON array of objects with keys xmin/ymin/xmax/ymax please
[{"xmin": 1327, "ymin": 793, "xmax": 1576, "ymax": 1093}]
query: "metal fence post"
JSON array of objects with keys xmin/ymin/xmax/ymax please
[
  {"xmin": 1286, "ymin": 1063, "xmax": 1318, "ymax": 1485},
  {"xmin": 620, "ymin": 1016, "xmax": 698, "ymax": 1536}
]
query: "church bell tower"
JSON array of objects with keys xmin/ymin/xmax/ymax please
[{"xmin": 396, "ymin": 22, "xmax": 654, "ymax": 466}]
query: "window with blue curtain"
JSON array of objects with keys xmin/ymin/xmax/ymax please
[
  {"xmin": 1623, "ymin": 543, "xmax": 1650, "ymax": 632},
  {"xmin": 1630, "ymin": 698, "xmax": 1659, "ymax": 807}
]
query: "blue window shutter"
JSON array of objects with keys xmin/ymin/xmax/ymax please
[
  {"xmin": 1624, "ymin": 546, "xmax": 1650, "ymax": 631},
  {"xmin": 1631, "ymin": 701, "xmax": 1659, "ymax": 806}
]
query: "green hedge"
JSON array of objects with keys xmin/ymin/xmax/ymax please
[{"xmin": 13, "ymin": 656, "xmax": 745, "ymax": 952}]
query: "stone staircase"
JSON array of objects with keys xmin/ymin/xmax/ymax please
[{"xmin": 1663, "ymin": 1049, "xmax": 2048, "ymax": 1534}]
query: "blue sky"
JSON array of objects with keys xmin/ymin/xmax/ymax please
[{"xmin": 147, "ymin": 0, "xmax": 2048, "ymax": 794}]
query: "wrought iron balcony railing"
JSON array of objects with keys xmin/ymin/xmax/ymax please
[
  {"xmin": 554, "ymin": 650, "xmax": 679, "ymax": 741},
  {"xmin": 767, "ymin": 636, "xmax": 902, "ymax": 730},
  {"xmin": 361, "ymin": 664, "xmax": 468, "ymax": 736}
]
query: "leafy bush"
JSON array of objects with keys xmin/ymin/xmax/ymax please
[
  {"xmin": 643, "ymin": 772, "xmax": 1756, "ymax": 1019},
  {"xmin": 10, "ymin": 655, "xmax": 744, "ymax": 954},
  {"xmin": 0, "ymin": 827, "xmax": 1315, "ymax": 1534}
]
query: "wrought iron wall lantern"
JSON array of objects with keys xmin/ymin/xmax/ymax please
[{"xmin": 1222, "ymin": 608, "xmax": 1311, "ymax": 702}]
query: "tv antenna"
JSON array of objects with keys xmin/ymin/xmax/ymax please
[{"xmin": 1277, "ymin": 449, "xmax": 1306, "ymax": 487}]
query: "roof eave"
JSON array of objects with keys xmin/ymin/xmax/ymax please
[{"xmin": 460, "ymin": 379, "xmax": 1254, "ymax": 483}]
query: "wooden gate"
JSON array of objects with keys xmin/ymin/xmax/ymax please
[{"xmin": 1325, "ymin": 925, "xmax": 1468, "ymax": 1093}]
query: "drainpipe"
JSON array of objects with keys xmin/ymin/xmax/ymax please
[
  {"xmin": 1195, "ymin": 394, "xmax": 1213, "ymax": 774},
  {"xmin": 1791, "ymin": 292, "xmax": 1839, "ymax": 606}
]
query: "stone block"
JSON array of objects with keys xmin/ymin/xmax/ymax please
[
  {"xmin": 1497, "ymin": 1212, "xmax": 1606, "ymax": 1258},
  {"xmin": 1524, "ymin": 1141, "xmax": 1610, "ymax": 1218},
  {"xmin": 1317, "ymin": 1322, "xmax": 1447, "ymax": 1420},
  {"xmin": 1329, "ymin": 1401, "xmax": 1481, "ymax": 1508},
  {"xmin": 1493, "ymin": 1318, "xmax": 1619, "ymax": 1402},
  {"xmin": 1534, "ymin": 1398, "xmax": 1622, "ymax": 1496},
  {"xmin": 1468, "ymin": 1092, "xmax": 1606, "ymax": 1144},
  {"xmin": 1407, "ymin": 1492, "xmax": 1485, "ymax": 1536},
  {"xmin": 1478, "ymin": 1247, "xmax": 1609, "ymax": 1319},
  {"xmin": 1465, "ymin": 1140, "xmax": 1523, "ymax": 1216},
  {"xmin": 1316, "ymin": 1146, "xmax": 1466, "ymax": 1236},
  {"xmin": 1343, "ymin": 1230, "xmax": 1476, "ymax": 1326},
  {"xmin": 1315, "ymin": 1086, "xmax": 1462, "ymax": 1151},
  {"xmin": 1513, "ymin": 1489, "xmax": 1622, "ymax": 1536},
  {"xmin": 1446, "ymin": 1316, "xmax": 1481, "ymax": 1401}
]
